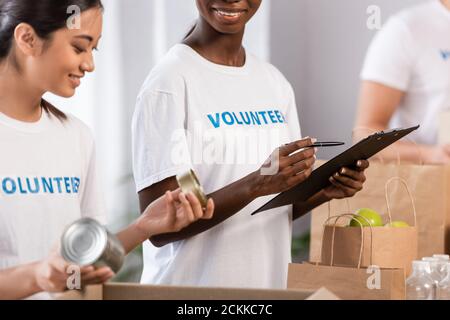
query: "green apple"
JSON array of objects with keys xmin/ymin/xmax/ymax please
[
  {"xmin": 349, "ymin": 208, "xmax": 383, "ymax": 227},
  {"xmin": 384, "ymin": 220, "xmax": 410, "ymax": 228}
]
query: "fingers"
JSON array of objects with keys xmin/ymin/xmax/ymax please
[
  {"xmin": 169, "ymin": 188, "xmax": 182, "ymax": 200},
  {"xmin": 204, "ymin": 198, "xmax": 214, "ymax": 219},
  {"xmin": 165, "ymin": 190, "xmax": 175, "ymax": 205},
  {"xmin": 329, "ymin": 172, "xmax": 364, "ymax": 198},
  {"xmin": 82, "ymin": 267, "xmax": 115, "ymax": 285},
  {"xmin": 185, "ymin": 192, "xmax": 204, "ymax": 220},
  {"xmin": 283, "ymin": 155, "xmax": 316, "ymax": 177},
  {"xmin": 165, "ymin": 190, "xmax": 176, "ymax": 212},
  {"xmin": 286, "ymin": 166, "xmax": 313, "ymax": 186},
  {"xmin": 80, "ymin": 266, "xmax": 95, "ymax": 275},
  {"xmin": 330, "ymin": 172, "xmax": 363, "ymax": 191},
  {"xmin": 50, "ymin": 254, "xmax": 70, "ymax": 274},
  {"xmin": 279, "ymin": 138, "xmax": 314, "ymax": 157},
  {"xmin": 180, "ymin": 193, "xmax": 214, "ymax": 222},
  {"xmin": 283, "ymin": 147, "xmax": 316, "ymax": 167},
  {"xmin": 178, "ymin": 192, "xmax": 196, "ymax": 222},
  {"xmin": 337, "ymin": 167, "xmax": 366, "ymax": 184},
  {"xmin": 329, "ymin": 176, "xmax": 358, "ymax": 196},
  {"xmin": 355, "ymin": 160, "xmax": 370, "ymax": 171}
]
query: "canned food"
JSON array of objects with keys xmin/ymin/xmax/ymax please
[
  {"xmin": 176, "ymin": 169, "xmax": 208, "ymax": 207},
  {"xmin": 60, "ymin": 218, "xmax": 125, "ymax": 273}
]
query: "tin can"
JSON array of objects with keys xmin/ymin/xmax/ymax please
[
  {"xmin": 61, "ymin": 218, "xmax": 125, "ymax": 273},
  {"xmin": 176, "ymin": 169, "xmax": 208, "ymax": 207}
]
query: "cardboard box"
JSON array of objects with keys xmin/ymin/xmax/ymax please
[{"xmin": 57, "ymin": 283, "xmax": 339, "ymax": 300}]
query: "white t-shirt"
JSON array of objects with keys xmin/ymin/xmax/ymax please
[
  {"xmin": 0, "ymin": 109, "xmax": 105, "ymax": 299},
  {"xmin": 361, "ymin": 0, "xmax": 450, "ymax": 145},
  {"xmin": 132, "ymin": 44, "xmax": 302, "ymax": 289}
]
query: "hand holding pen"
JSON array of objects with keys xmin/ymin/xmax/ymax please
[{"xmin": 305, "ymin": 141, "xmax": 345, "ymax": 148}]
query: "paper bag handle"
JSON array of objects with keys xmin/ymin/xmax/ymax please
[
  {"xmin": 326, "ymin": 198, "xmax": 351, "ymax": 219},
  {"xmin": 384, "ymin": 177, "xmax": 417, "ymax": 226},
  {"xmin": 321, "ymin": 214, "xmax": 374, "ymax": 268}
]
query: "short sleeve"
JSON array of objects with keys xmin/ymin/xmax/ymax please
[
  {"xmin": 361, "ymin": 17, "xmax": 416, "ymax": 91},
  {"xmin": 132, "ymin": 76, "xmax": 192, "ymax": 193}
]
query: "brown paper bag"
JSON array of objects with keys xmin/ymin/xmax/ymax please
[
  {"xmin": 289, "ymin": 214, "xmax": 405, "ymax": 300},
  {"xmin": 320, "ymin": 178, "xmax": 418, "ymax": 275},
  {"xmin": 287, "ymin": 263, "xmax": 405, "ymax": 300},
  {"xmin": 311, "ymin": 161, "xmax": 450, "ymax": 262}
]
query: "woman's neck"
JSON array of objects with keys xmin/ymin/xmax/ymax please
[
  {"xmin": 0, "ymin": 63, "xmax": 43, "ymax": 122},
  {"xmin": 183, "ymin": 19, "xmax": 246, "ymax": 67}
]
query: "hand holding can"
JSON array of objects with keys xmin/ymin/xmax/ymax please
[
  {"xmin": 61, "ymin": 218, "xmax": 125, "ymax": 274},
  {"xmin": 176, "ymin": 169, "xmax": 208, "ymax": 208},
  {"xmin": 137, "ymin": 188, "xmax": 214, "ymax": 238}
]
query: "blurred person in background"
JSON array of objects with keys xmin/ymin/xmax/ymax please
[{"xmin": 355, "ymin": 0, "xmax": 450, "ymax": 164}]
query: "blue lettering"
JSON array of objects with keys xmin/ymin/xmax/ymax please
[
  {"xmin": 250, "ymin": 112, "xmax": 261, "ymax": 125},
  {"xmin": 64, "ymin": 177, "xmax": 71, "ymax": 193},
  {"xmin": 26, "ymin": 177, "xmax": 40, "ymax": 194},
  {"xmin": 232, "ymin": 112, "xmax": 243, "ymax": 125},
  {"xmin": 275, "ymin": 110, "xmax": 284, "ymax": 123},
  {"xmin": 258, "ymin": 111, "xmax": 269, "ymax": 124},
  {"xmin": 0, "ymin": 176, "xmax": 82, "ymax": 195},
  {"xmin": 71, "ymin": 177, "xmax": 80, "ymax": 193},
  {"xmin": 222, "ymin": 112, "xmax": 235, "ymax": 125},
  {"xmin": 207, "ymin": 110, "xmax": 289, "ymax": 128},
  {"xmin": 268, "ymin": 111, "xmax": 277, "ymax": 123},
  {"xmin": 42, "ymin": 177, "xmax": 54, "ymax": 193},
  {"xmin": 207, "ymin": 113, "xmax": 221, "ymax": 128},
  {"xmin": 2, "ymin": 178, "xmax": 16, "ymax": 195},
  {"xmin": 17, "ymin": 178, "xmax": 27, "ymax": 194},
  {"xmin": 240, "ymin": 112, "xmax": 251, "ymax": 125},
  {"xmin": 54, "ymin": 177, "xmax": 63, "ymax": 193}
]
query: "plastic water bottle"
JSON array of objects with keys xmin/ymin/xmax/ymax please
[
  {"xmin": 437, "ymin": 263, "xmax": 450, "ymax": 300},
  {"xmin": 433, "ymin": 254, "xmax": 450, "ymax": 279},
  {"xmin": 422, "ymin": 257, "xmax": 442, "ymax": 298},
  {"xmin": 433, "ymin": 254, "xmax": 450, "ymax": 261},
  {"xmin": 406, "ymin": 260, "xmax": 435, "ymax": 300}
]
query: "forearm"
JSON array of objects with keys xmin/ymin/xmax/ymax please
[
  {"xmin": 371, "ymin": 140, "xmax": 428, "ymax": 164},
  {"xmin": 150, "ymin": 171, "xmax": 259, "ymax": 247},
  {"xmin": 293, "ymin": 190, "xmax": 330, "ymax": 220},
  {"xmin": 0, "ymin": 263, "xmax": 41, "ymax": 300},
  {"xmin": 116, "ymin": 221, "xmax": 149, "ymax": 254}
]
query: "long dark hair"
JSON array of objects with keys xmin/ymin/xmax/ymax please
[{"xmin": 0, "ymin": 0, "xmax": 104, "ymax": 120}]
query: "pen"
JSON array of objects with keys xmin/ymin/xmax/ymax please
[{"xmin": 305, "ymin": 141, "xmax": 345, "ymax": 148}]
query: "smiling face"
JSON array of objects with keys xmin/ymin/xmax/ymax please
[
  {"xmin": 25, "ymin": 8, "xmax": 103, "ymax": 98},
  {"xmin": 195, "ymin": 0, "xmax": 262, "ymax": 34}
]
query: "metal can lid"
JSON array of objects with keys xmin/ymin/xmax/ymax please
[
  {"xmin": 176, "ymin": 169, "xmax": 208, "ymax": 207},
  {"xmin": 61, "ymin": 218, "xmax": 107, "ymax": 266}
]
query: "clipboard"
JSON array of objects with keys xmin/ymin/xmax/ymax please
[{"xmin": 251, "ymin": 125, "xmax": 420, "ymax": 215}]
